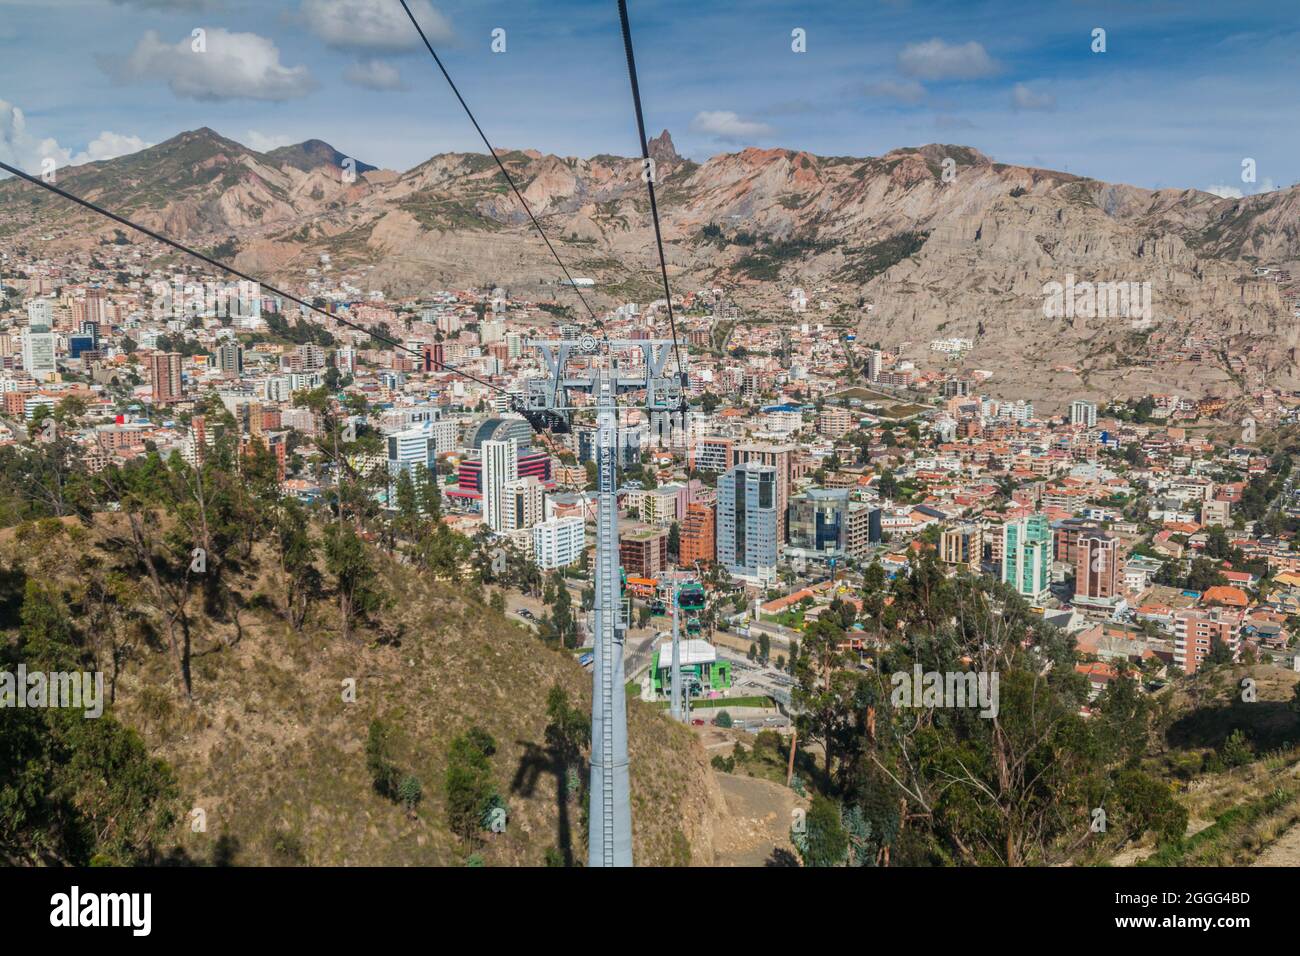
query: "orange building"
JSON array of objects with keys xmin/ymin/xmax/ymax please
[
  {"xmin": 1173, "ymin": 607, "xmax": 1242, "ymax": 674},
  {"xmin": 679, "ymin": 502, "xmax": 715, "ymax": 566}
]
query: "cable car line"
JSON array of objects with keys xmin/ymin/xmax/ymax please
[
  {"xmin": 616, "ymin": 0, "xmax": 687, "ymax": 402},
  {"xmin": 398, "ymin": 0, "xmax": 602, "ymax": 326}
]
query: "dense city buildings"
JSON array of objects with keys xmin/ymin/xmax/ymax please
[{"xmin": 0, "ymin": 237, "xmax": 1294, "ymax": 698}]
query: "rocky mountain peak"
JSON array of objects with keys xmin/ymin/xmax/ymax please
[{"xmin": 649, "ymin": 129, "xmax": 680, "ymax": 166}]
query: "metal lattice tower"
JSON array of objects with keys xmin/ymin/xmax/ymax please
[
  {"xmin": 522, "ymin": 337, "xmax": 684, "ymax": 867},
  {"xmin": 669, "ymin": 581, "xmax": 682, "ymax": 722}
]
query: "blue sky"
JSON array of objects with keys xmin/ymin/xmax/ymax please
[{"xmin": 1, "ymin": 0, "xmax": 1297, "ymax": 195}]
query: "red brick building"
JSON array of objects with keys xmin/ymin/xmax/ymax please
[{"xmin": 679, "ymin": 502, "xmax": 715, "ymax": 566}]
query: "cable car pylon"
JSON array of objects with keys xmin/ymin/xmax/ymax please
[{"xmin": 525, "ymin": 337, "xmax": 683, "ymax": 866}]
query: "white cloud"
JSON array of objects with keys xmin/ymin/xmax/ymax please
[
  {"xmin": 862, "ymin": 79, "xmax": 926, "ymax": 105},
  {"xmin": 100, "ymin": 28, "xmax": 317, "ymax": 102},
  {"xmin": 343, "ymin": 57, "xmax": 406, "ymax": 91},
  {"xmin": 0, "ymin": 99, "xmax": 69, "ymax": 175},
  {"xmin": 72, "ymin": 131, "xmax": 152, "ymax": 163},
  {"xmin": 689, "ymin": 110, "xmax": 774, "ymax": 144},
  {"xmin": 244, "ymin": 130, "xmax": 297, "ymax": 153},
  {"xmin": 0, "ymin": 99, "xmax": 148, "ymax": 176},
  {"xmin": 1010, "ymin": 83, "xmax": 1055, "ymax": 111},
  {"xmin": 898, "ymin": 38, "xmax": 999, "ymax": 81},
  {"xmin": 300, "ymin": 0, "xmax": 452, "ymax": 53}
]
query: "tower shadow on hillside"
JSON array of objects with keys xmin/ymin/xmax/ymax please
[
  {"xmin": 1166, "ymin": 700, "xmax": 1300, "ymax": 751},
  {"xmin": 511, "ymin": 740, "xmax": 576, "ymax": 866}
]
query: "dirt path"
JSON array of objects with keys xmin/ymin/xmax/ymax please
[
  {"xmin": 710, "ymin": 772, "xmax": 806, "ymax": 866},
  {"xmin": 1253, "ymin": 821, "xmax": 1300, "ymax": 866}
]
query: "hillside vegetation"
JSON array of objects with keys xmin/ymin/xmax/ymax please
[
  {"xmin": 0, "ymin": 515, "xmax": 723, "ymax": 866},
  {"xmin": 0, "ymin": 408, "xmax": 725, "ymax": 866}
]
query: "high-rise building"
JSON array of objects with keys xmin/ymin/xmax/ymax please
[
  {"xmin": 619, "ymin": 526, "xmax": 669, "ymax": 578},
  {"xmin": 865, "ymin": 348, "xmax": 883, "ymax": 382},
  {"xmin": 787, "ymin": 488, "xmax": 849, "ymax": 563},
  {"xmin": 149, "ymin": 352, "xmax": 184, "ymax": 404},
  {"xmin": 1002, "ymin": 514, "xmax": 1051, "ymax": 604},
  {"xmin": 940, "ymin": 524, "xmax": 983, "ymax": 569},
  {"xmin": 639, "ymin": 487, "xmax": 680, "ymax": 527},
  {"xmin": 21, "ymin": 323, "xmax": 56, "ymax": 382},
  {"xmin": 68, "ymin": 334, "xmax": 96, "ymax": 359},
  {"xmin": 717, "ymin": 462, "xmax": 778, "ymax": 585},
  {"xmin": 1053, "ymin": 518, "xmax": 1103, "ymax": 563},
  {"xmin": 533, "ymin": 516, "xmax": 585, "ymax": 570},
  {"xmin": 481, "ymin": 437, "xmax": 518, "ymax": 532},
  {"xmin": 471, "ymin": 417, "xmax": 533, "ymax": 453},
  {"xmin": 679, "ymin": 502, "xmax": 715, "ymax": 566},
  {"xmin": 1173, "ymin": 607, "xmax": 1242, "ymax": 675},
  {"xmin": 182, "ymin": 414, "xmax": 212, "ymax": 468},
  {"xmin": 422, "ymin": 342, "xmax": 445, "ymax": 373},
  {"xmin": 26, "ymin": 298, "xmax": 54, "ymax": 328},
  {"xmin": 687, "ymin": 436, "xmax": 733, "ymax": 473},
  {"xmin": 845, "ymin": 503, "xmax": 880, "ymax": 558},
  {"xmin": 1074, "ymin": 530, "xmax": 1121, "ymax": 601},
  {"xmin": 78, "ymin": 287, "xmax": 109, "ymax": 328},
  {"xmin": 387, "ymin": 427, "xmax": 432, "ymax": 477},
  {"xmin": 456, "ymin": 448, "xmax": 550, "ymax": 497},
  {"xmin": 216, "ymin": 341, "xmax": 244, "ymax": 376},
  {"xmin": 429, "ymin": 419, "xmax": 459, "ymax": 457},
  {"xmin": 295, "ymin": 342, "xmax": 327, "ymax": 372},
  {"xmin": 732, "ymin": 443, "xmax": 797, "ymax": 544},
  {"xmin": 578, "ymin": 425, "xmax": 641, "ymax": 467},
  {"xmin": 1070, "ymin": 400, "xmax": 1097, "ymax": 428},
  {"xmin": 817, "ymin": 406, "xmax": 854, "ymax": 438},
  {"xmin": 502, "ymin": 475, "xmax": 545, "ymax": 532}
]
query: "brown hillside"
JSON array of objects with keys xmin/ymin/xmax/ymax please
[{"xmin": 0, "ymin": 515, "xmax": 726, "ymax": 866}]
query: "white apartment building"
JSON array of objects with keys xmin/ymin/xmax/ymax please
[
  {"xmin": 502, "ymin": 475, "xmax": 545, "ymax": 532},
  {"xmin": 1070, "ymin": 400, "xmax": 1097, "ymax": 428},
  {"xmin": 21, "ymin": 321, "xmax": 54, "ymax": 382},
  {"xmin": 481, "ymin": 437, "xmax": 518, "ymax": 532},
  {"xmin": 387, "ymin": 427, "xmax": 431, "ymax": 476}
]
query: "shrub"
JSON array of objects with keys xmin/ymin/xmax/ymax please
[{"xmin": 445, "ymin": 726, "xmax": 499, "ymax": 841}]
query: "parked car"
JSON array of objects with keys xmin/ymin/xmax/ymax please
[{"xmin": 691, "ymin": 718, "xmax": 705, "ymax": 726}]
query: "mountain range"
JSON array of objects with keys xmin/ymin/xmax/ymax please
[{"xmin": 3, "ymin": 126, "xmax": 1299, "ymax": 409}]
